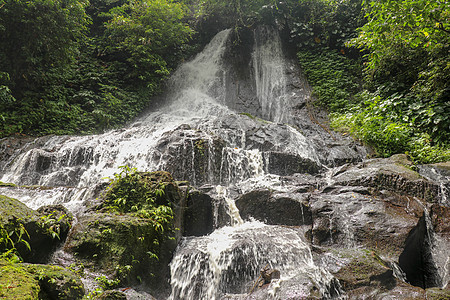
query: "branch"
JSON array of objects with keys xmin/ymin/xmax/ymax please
[{"xmin": 429, "ymin": 15, "xmax": 450, "ymax": 35}]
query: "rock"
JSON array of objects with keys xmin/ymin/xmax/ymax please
[
  {"xmin": 399, "ymin": 214, "xmax": 442, "ymax": 289},
  {"xmin": 153, "ymin": 126, "xmax": 226, "ymax": 186},
  {"xmin": 65, "ymin": 171, "xmax": 184, "ymax": 292},
  {"xmin": 259, "ymin": 266, "xmax": 280, "ymax": 286},
  {"xmin": 331, "ymin": 155, "xmax": 441, "ymax": 202},
  {"xmin": 0, "ymin": 259, "xmax": 84, "ymax": 300},
  {"xmin": 426, "ymin": 287, "xmax": 450, "ymax": 300},
  {"xmin": 0, "ymin": 259, "xmax": 40, "ymax": 299},
  {"xmin": 236, "ymin": 189, "xmax": 312, "ymax": 226},
  {"xmin": 0, "ymin": 195, "xmax": 73, "ymax": 263},
  {"xmin": 183, "ymin": 189, "xmax": 214, "ymax": 236},
  {"xmin": 306, "ymin": 189, "xmax": 419, "ymax": 257},
  {"xmin": 265, "ymin": 151, "xmax": 322, "ymax": 175},
  {"xmin": 97, "ymin": 290, "xmax": 127, "ymax": 300},
  {"xmin": 332, "ymin": 249, "xmax": 396, "ymax": 292},
  {"xmin": 26, "ymin": 264, "xmax": 85, "ymax": 299},
  {"xmin": 319, "ymin": 248, "xmax": 427, "ymax": 299}
]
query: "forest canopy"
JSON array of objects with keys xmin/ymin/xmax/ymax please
[{"xmin": 0, "ymin": 0, "xmax": 448, "ymax": 163}]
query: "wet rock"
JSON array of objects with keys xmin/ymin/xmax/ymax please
[
  {"xmin": 183, "ymin": 189, "xmax": 214, "ymax": 236},
  {"xmin": 418, "ymin": 161, "xmax": 450, "ymax": 206},
  {"xmin": 425, "ymin": 287, "xmax": 450, "ymax": 300},
  {"xmin": 154, "ymin": 126, "xmax": 226, "ymax": 186},
  {"xmin": 399, "ymin": 214, "xmax": 442, "ymax": 289},
  {"xmin": 235, "ymin": 189, "xmax": 312, "ymax": 226},
  {"xmin": 331, "ymin": 155, "xmax": 441, "ymax": 202},
  {"xmin": 97, "ymin": 290, "xmax": 127, "ymax": 300},
  {"xmin": 319, "ymin": 248, "xmax": 422, "ymax": 299},
  {"xmin": 306, "ymin": 190, "xmax": 419, "ymax": 257},
  {"xmin": 332, "ymin": 249, "xmax": 395, "ymax": 292},
  {"xmin": 265, "ymin": 151, "xmax": 322, "ymax": 175},
  {"xmin": 0, "ymin": 135, "xmax": 51, "ymax": 175},
  {"xmin": 259, "ymin": 266, "xmax": 280, "ymax": 286}
]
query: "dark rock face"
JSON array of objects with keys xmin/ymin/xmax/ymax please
[
  {"xmin": 154, "ymin": 126, "xmax": 226, "ymax": 186},
  {"xmin": 183, "ymin": 190, "xmax": 214, "ymax": 236},
  {"xmin": 236, "ymin": 189, "xmax": 312, "ymax": 226},
  {"xmin": 399, "ymin": 215, "xmax": 442, "ymax": 289},
  {"xmin": 265, "ymin": 151, "xmax": 322, "ymax": 175}
]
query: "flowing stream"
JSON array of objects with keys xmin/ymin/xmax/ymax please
[{"xmin": 1, "ymin": 26, "xmax": 448, "ymax": 299}]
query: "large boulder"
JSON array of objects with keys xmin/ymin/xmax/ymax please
[
  {"xmin": 65, "ymin": 171, "xmax": 184, "ymax": 295},
  {"xmin": 0, "ymin": 259, "xmax": 84, "ymax": 300},
  {"xmin": 319, "ymin": 248, "xmax": 430, "ymax": 299},
  {"xmin": 0, "ymin": 195, "xmax": 73, "ymax": 263},
  {"xmin": 235, "ymin": 189, "xmax": 312, "ymax": 226},
  {"xmin": 330, "ymin": 155, "xmax": 442, "ymax": 202},
  {"xmin": 306, "ymin": 188, "xmax": 421, "ymax": 257}
]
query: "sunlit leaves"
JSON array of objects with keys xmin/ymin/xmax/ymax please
[{"xmin": 104, "ymin": 0, "xmax": 193, "ymax": 88}]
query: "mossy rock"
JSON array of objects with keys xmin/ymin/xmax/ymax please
[
  {"xmin": 0, "ymin": 194, "xmax": 37, "ymax": 225},
  {"xmin": 333, "ymin": 249, "xmax": 395, "ymax": 291},
  {"xmin": 0, "ymin": 195, "xmax": 73, "ymax": 263},
  {"xmin": 0, "ymin": 181, "xmax": 17, "ymax": 187},
  {"xmin": 332, "ymin": 155, "xmax": 441, "ymax": 201},
  {"xmin": 0, "ymin": 259, "xmax": 40, "ymax": 299},
  {"xmin": 426, "ymin": 287, "xmax": 450, "ymax": 300},
  {"xmin": 67, "ymin": 171, "xmax": 182, "ymax": 289},
  {"xmin": 0, "ymin": 259, "xmax": 84, "ymax": 300},
  {"xmin": 97, "ymin": 290, "xmax": 127, "ymax": 299},
  {"xmin": 26, "ymin": 264, "xmax": 85, "ymax": 299}
]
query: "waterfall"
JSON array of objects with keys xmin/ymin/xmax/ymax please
[
  {"xmin": 169, "ymin": 222, "xmax": 337, "ymax": 300},
  {"xmin": 252, "ymin": 26, "xmax": 291, "ymax": 124},
  {"xmin": 0, "ymin": 27, "xmax": 357, "ymax": 299}
]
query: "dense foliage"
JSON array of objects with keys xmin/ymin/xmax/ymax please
[
  {"xmin": 0, "ymin": 0, "xmax": 448, "ymax": 162},
  {"xmin": 297, "ymin": 0, "xmax": 449, "ymax": 163},
  {"xmin": 0, "ymin": 0, "xmax": 192, "ymax": 137}
]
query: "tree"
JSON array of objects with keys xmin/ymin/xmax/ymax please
[
  {"xmin": 103, "ymin": 0, "xmax": 193, "ymax": 91},
  {"xmin": 350, "ymin": 0, "xmax": 449, "ymax": 69},
  {"xmin": 347, "ymin": 0, "xmax": 450, "ymax": 143},
  {"xmin": 0, "ymin": 0, "xmax": 90, "ymax": 95}
]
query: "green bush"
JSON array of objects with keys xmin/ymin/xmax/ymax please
[
  {"xmin": 297, "ymin": 48, "xmax": 361, "ymax": 111},
  {"xmin": 103, "ymin": 166, "xmax": 174, "ymax": 234}
]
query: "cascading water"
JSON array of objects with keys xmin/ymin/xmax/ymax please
[
  {"xmin": 3, "ymin": 24, "xmax": 447, "ymax": 299},
  {"xmin": 0, "ymin": 26, "xmax": 337, "ymax": 298},
  {"xmin": 253, "ymin": 26, "xmax": 291, "ymax": 124}
]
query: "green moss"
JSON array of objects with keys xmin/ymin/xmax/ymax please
[
  {"xmin": 26, "ymin": 264, "xmax": 85, "ymax": 299},
  {"xmin": 240, "ymin": 112, "xmax": 255, "ymax": 119},
  {"xmin": 0, "ymin": 259, "xmax": 40, "ymax": 299},
  {"xmin": 0, "ymin": 181, "xmax": 16, "ymax": 187},
  {"xmin": 0, "ymin": 259, "xmax": 84, "ymax": 300},
  {"xmin": 0, "ymin": 195, "xmax": 36, "ymax": 225}
]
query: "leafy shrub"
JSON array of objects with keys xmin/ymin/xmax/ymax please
[
  {"xmin": 330, "ymin": 91, "xmax": 450, "ymax": 163},
  {"xmin": 297, "ymin": 48, "xmax": 361, "ymax": 111},
  {"xmin": 103, "ymin": 166, "xmax": 174, "ymax": 234}
]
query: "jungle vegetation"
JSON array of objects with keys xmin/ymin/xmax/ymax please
[{"xmin": 0, "ymin": 0, "xmax": 448, "ymax": 163}]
